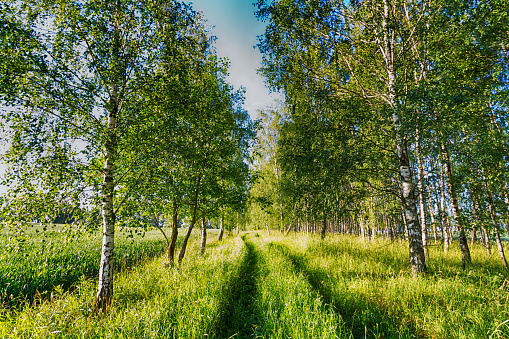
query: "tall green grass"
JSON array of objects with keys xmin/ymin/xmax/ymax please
[
  {"xmin": 0, "ymin": 231, "xmax": 507, "ymax": 338},
  {"xmin": 0, "ymin": 235, "xmax": 246, "ymax": 338},
  {"xmin": 252, "ymin": 235, "xmax": 349, "ymax": 338},
  {"xmin": 0, "ymin": 226, "xmax": 167, "ymax": 308},
  {"xmin": 272, "ymin": 234, "xmax": 509, "ymax": 338}
]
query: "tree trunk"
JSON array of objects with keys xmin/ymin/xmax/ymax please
[
  {"xmin": 483, "ymin": 226, "xmax": 492, "ymax": 256},
  {"xmin": 504, "ymin": 189, "xmax": 509, "ymax": 236},
  {"xmin": 495, "ymin": 229, "xmax": 508, "ymax": 269},
  {"xmin": 484, "ymin": 175, "xmax": 508, "ymax": 268},
  {"xmin": 320, "ymin": 217, "xmax": 327, "ymax": 239},
  {"xmin": 416, "ymin": 133, "xmax": 428, "ymax": 256},
  {"xmin": 168, "ymin": 200, "xmax": 179, "ymax": 264},
  {"xmin": 471, "ymin": 198, "xmax": 480, "ymax": 248},
  {"xmin": 96, "ymin": 141, "xmax": 116, "ymax": 312},
  {"xmin": 382, "ymin": 0, "xmax": 425, "ymax": 274},
  {"xmin": 442, "ymin": 145, "xmax": 471, "ymax": 269},
  {"xmin": 95, "ymin": 45, "xmax": 119, "ymax": 311},
  {"xmin": 200, "ymin": 216, "xmax": 207, "ymax": 255},
  {"xmin": 178, "ymin": 175, "xmax": 202, "ymax": 264},
  {"xmin": 285, "ymin": 223, "xmax": 292, "ymax": 235},
  {"xmin": 218, "ymin": 215, "xmax": 224, "ymax": 241},
  {"xmin": 440, "ymin": 162, "xmax": 450, "ymax": 251},
  {"xmin": 426, "ymin": 184, "xmax": 438, "ymax": 244}
]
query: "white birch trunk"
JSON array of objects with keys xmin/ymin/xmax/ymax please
[
  {"xmin": 416, "ymin": 133, "xmax": 428, "ymax": 256},
  {"xmin": 382, "ymin": 0, "xmax": 426, "ymax": 274},
  {"xmin": 439, "ymin": 163, "xmax": 450, "ymax": 251},
  {"xmin": 218, "ymin": 215, "xmax": 224, "ymax": 241},
  {"xmin": 426, "ymin": 185, "xmax": 438, "ymax": 244},
  {"xmin": 96, "ymin": 98, "xmax": 118, "ymax": 312}
]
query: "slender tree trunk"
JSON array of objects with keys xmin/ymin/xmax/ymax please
[
  {"xmin": 471, "ymin": 198, "xmax": 480, "ymax": 248},
  {"xmin": 483, "ymin": 226, "xmax": 492, "ymax": 256},
  {"xmin": 504, "ymin": 190, "xmax": 509, "ymax": 236},
  {"xmin": 426, "ymin": 184, "xmax": 438, "ymax": 244},
  {"xmin": 484, "ymin": 175, "xmax": 508, "ymax": 268},
  {"xmin": 439, "ymin": 162, "xmax": 450, "ymax": 251},
  {"xmin": 442, "ymin": 145, "xmax": 471, "ymax": 268},
  {"xmin": 96, "ymin": 130, "xmax": 116, "ymax": 312},
  {"xmin": 168, "ymin": 200, "xmax": 179, "ymax": 264},
  {"xmin": 360, "ymin": 218, "xmax": 366, "ymax": 241},
  {"xmin": 320, "ymin": 216, "xmax": 327, "ymax": 240},
  {"xmin": 382, "ymin": 0, "xmax": 425, "ymax": 274},
  {"xmin": 218, "ymin": 215, "xmax": 224, "ymax": 241},
  {"xmin": 95, "ymin": 43, "xmax": 119, "ymax": 311},
  {"xmin": 285, "ymin": 223, "xmax": 292, "ymax": 235},
  {"xmin": 200, "ymin": 216, "xmax": 207, "ymax": 255},
  {"xmin": 401, "ymin": 209, "xmax": 409, "ymax": 241},
  {"xmin": 495, "ymin": 229, "xmax": 508, "ymax": 268},
  {"xmin": 416, "ymin": 133, "xmax": 428, "ymax": 256},
  {"xmin": 280, "ymin": 202, "xmax": 284, "ymax": 233},
  {"xmin": 178, "ymin": 175, "xmax": 202, "ymax": 264}
]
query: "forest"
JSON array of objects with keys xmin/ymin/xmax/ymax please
[{"xmin": 0, "ymin": 0, "xmax": 509, "ymax": 338}]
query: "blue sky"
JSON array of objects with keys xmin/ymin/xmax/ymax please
[{"xmin": 188, "ymin": 0, "xmax": 280, "ymax": 118}]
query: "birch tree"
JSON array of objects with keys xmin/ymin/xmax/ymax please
[
  {"xmin": 256, "ymin": 0, "xmax": 434, "ymax": 273},
  {"xmin": 0, "ymin": 0, "xmax": 206, "ymax": 311}
]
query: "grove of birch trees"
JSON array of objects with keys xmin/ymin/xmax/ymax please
[
  {"xmin": 249, "ymin": 0, "xmax": 509, "ymax": 273},
  {"xmin": 0, "ymin": 0, "xmax": 254, "ymax": 311}
]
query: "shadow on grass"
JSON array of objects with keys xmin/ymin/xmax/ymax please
[
  {"xmin": 270, "ymin": 242, "xmax": 424, "ymax": 339},
  {"xmin": 211, "ymin": 237, "xmax": 264, "ymax": 338}
]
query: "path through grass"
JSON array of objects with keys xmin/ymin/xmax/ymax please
[{"xmin": 0, "ymin": 232, "xmax": 508, "ymax": 338}]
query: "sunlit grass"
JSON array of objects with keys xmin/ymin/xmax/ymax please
[
  {"xmin": 272, "ymin": 233, "xmax": 509, "ymax": 338},
  {"xmin": 0, "ymin": 226, "xmax": 168, "ymax": 308},
  {"xmin": 0, "ymin": 231, "xmax": 507, "ymax": 338},
  {"xmin": 0, "ymin": 235, "xmax": 245, "ymax": 338}
]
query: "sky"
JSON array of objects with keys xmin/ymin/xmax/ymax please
[{"xmin": 188, "ymin": 0, "xmax": 280, "ymax": 119}]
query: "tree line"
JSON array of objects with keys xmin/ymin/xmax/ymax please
[
  {"xmin": 248, "ymin": 0, "xmax": 509, "ymax": 274},
  {"xmin": 0, "ymin": 0, "xmax": 255, "ymax": 311}
]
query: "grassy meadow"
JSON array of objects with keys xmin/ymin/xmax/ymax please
[
  {"xmin": 0, "ymin": 230, "xmax": 508, "ymax": 338},
  {"xmin": 0, "ymin": 224, "xmax": 168, "ymax": 308}
]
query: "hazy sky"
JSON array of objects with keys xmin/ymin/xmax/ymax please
[{"xmin": 188, "ymin": 0, "xmax": 280, "ymax": 118}]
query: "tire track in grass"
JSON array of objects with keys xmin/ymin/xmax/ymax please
[
  {"xmin": 211, "ymin": 235, "xmax": 264, "ymax": 338},
  {"xmin": 270, "ymin": 242, "xmax": 424, "ymax": 339}
]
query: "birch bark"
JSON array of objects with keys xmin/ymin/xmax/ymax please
[
  {"xmin": 96, "ymin": 14, "xmax": 121, "ymax": 311},
  {"xmin": 416, "ymin": 133, "xmax": 428, "ymax": 256},
  {"xmin": 218, "ymin": 215, "xmax": 224, "ymax": 241},
  {"xmin": 96, "ymin": 111, "xmax": 117, "ymax": 311},
  {"xmin": 383, "ymin": 0, "xmax": 426, "ymax": 274}
]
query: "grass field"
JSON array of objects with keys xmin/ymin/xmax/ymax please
[
  {"xmin": 0, "ymin": 231, "xmax": 508, "ymax": 338},
  {"xmin": 0, "ymin": 224, "xmax": 168, "ymax": 308}
]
